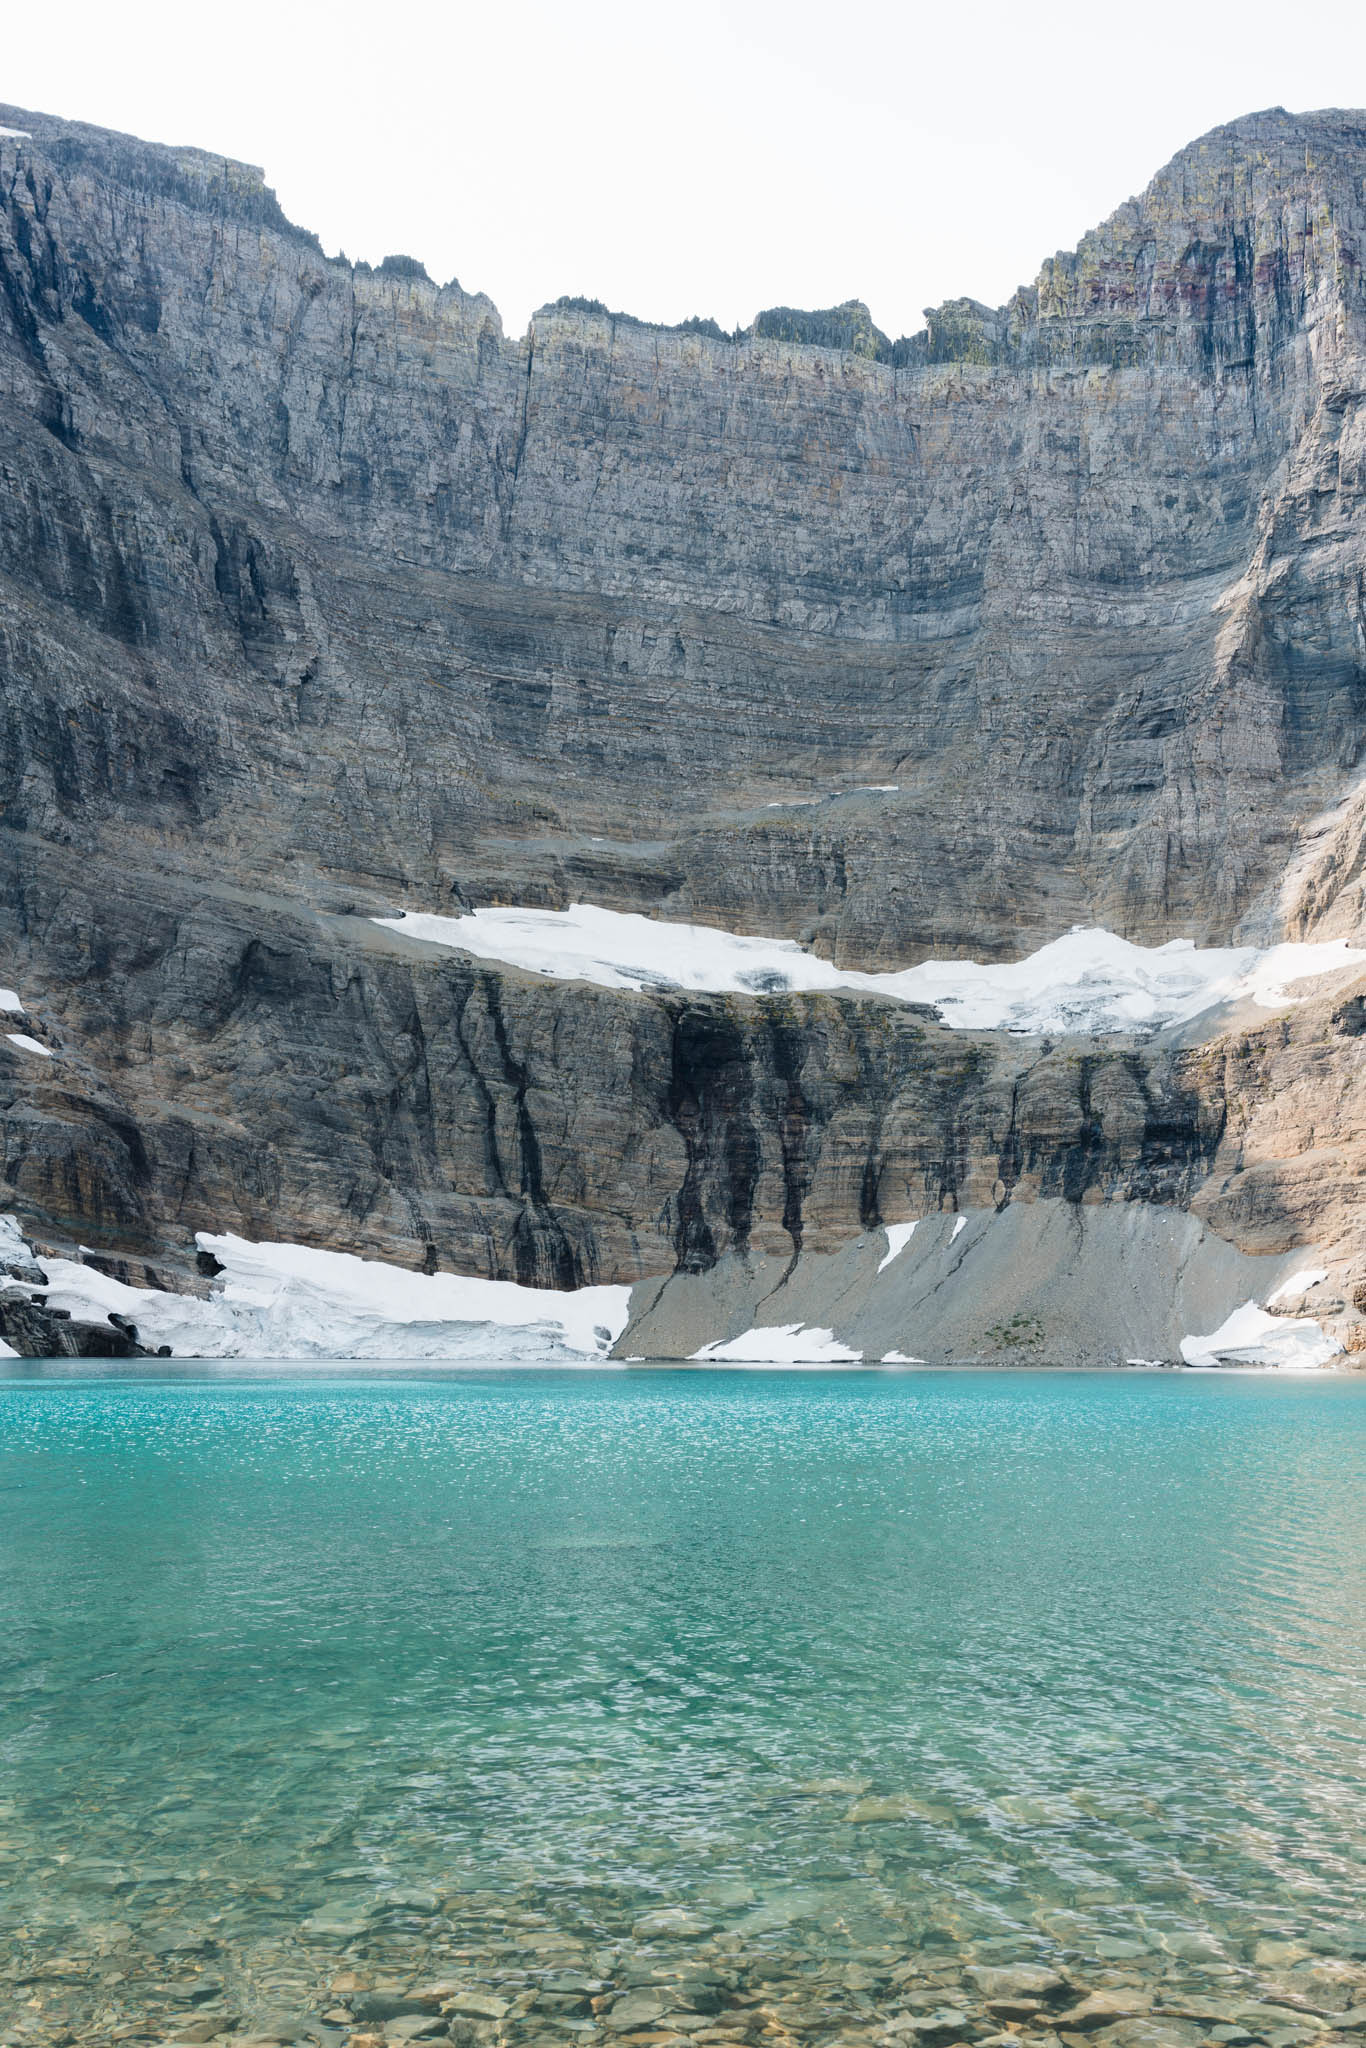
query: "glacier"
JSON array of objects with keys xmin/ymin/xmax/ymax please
[{"xmin": 376, "ymin": 906, "xmax": 1366, "ymax": 1036}]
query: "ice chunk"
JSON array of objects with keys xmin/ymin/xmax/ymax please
[
  {"xmin": 198, "ymin": 1232, "xmax": 630, "ymax": 1353},
  {"xmin": 877, "ymin": 1221, "xmax": 917, "ymax": 1272},
  {"xmin": 1180, "ymin": 1302, "xmax": 1341, "ymax": 1370},
  {"xmin": 380, "ymin": 903, "xmax": 835, "ymax": 996}
]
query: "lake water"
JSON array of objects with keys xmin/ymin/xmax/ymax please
[{"xmin": 3, "ymin": 1367, "xmax": 1366, "ymax": 2043}]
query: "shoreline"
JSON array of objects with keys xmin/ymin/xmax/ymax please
[
  {"xmin": 0, "ymin": 1356, "xmax": 1359, "ymax": 1379},
  {"xmin": 7, "ymin": 1873, "xmax": 1366, "ymax": 2048}
]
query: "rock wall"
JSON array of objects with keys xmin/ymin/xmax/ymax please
[
  {"xmin": 0, "ymin": 844, "xmax": 1230, "ymax": 1286},
  {"xmin": 2, "ymin": 102, "xmax": 1366, "ymax": 1352},
  {"xmin": 4, "ymin": 841, "xmax": 1363, "ymax": 1357},
  {"xmin": 2, "ymin": 104, "xmax": 1366, "ymax": 966}
]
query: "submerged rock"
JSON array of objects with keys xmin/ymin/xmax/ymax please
[{"xmin": 966, "ymin": 1968, "xmax": 1067, "ymax": 2002}]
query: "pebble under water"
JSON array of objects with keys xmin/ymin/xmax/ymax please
[{"xmin": 2, "ymin": 1366, "xmax": 1366, "ymax": 2048}]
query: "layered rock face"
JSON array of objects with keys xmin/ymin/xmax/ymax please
[
  {"xmin": 1, "ymin": 101, "xmax": 1365, "ymax": 1354},
  {"xmin": 0, "ymin": 848, "xmax": 1228, "ymax": 1285},
  {"xmin": 4, "ymin": 103, "xmax": 1366, "ymax": 958}
]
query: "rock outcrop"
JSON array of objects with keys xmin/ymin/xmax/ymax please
[{"xmin": 1, "ymin": 101, "xmax": 1365, "ymax": 1357}]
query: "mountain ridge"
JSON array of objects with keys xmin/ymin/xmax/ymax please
[{"xmin": 7, "ymin": 98, "xmax": 1363, "ymax": 357}]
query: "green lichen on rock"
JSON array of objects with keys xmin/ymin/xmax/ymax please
[{"xmin": 752, "ymin": 299, "xmax": 893, "ymax": 358}]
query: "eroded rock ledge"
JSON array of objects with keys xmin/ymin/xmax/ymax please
[{"xmin": 2, "ymin": 848, "xmax": 1363, "ymax": 1362}]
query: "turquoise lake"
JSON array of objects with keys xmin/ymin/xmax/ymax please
[{"xmin": 3, "ymin": 1367, "xmax": 1366, "ymax": 2035}]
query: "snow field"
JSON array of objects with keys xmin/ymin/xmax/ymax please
[
  {"xmin": 376, "ymin": 905, "xmax": 1366, "ymax": 1036},
  {"xmin": 2, "ymin": 1230, "xmax": 631, "ymax": 1362},
  {"xmin": 0, "ymin": 1212, "xmax": 1345, "ymax": 1372}
]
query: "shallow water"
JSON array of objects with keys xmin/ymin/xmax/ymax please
[{"xmin": 3, "ymin": 1367, "xmax": 1366, "ymax": 2037}]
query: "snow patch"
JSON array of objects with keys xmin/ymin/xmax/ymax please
[
  {"xmin": 881, "ymin": 1350, "xmax": 925, "ymax": 1364},
  {"xmin": 0, "ymin": 1214, "xmax": 46, "ymax": 1283},
  {"xmin": 691, "ymin": 1324, "xmax": 862, "ymax": 1363},
  {"xmin": 1267, "ymin": 1266, "xmax": 1327, "ymax": 1305},
  {"xmin": 0, "ymin": 989, "xmax": 21, "ymax": 1013},
  {"xmin": 5, "ymin": 1232, "xmax": 631, "ymax": 1361},
  {"xmin": 877, "ymin": 1221, "xmax": 917, "ymax": 1272},
  {"xmin": 1180, "ymin": 1301, "xmax": 1341, "ymax": 1370},
  {"xmin": 764, "ymin": 787, "xmax": 898, "ymax": 809},
  {"xmin": 5, "ymin": 1033, "xmax": 51, "ymax": 1058},
  {"xmin": 376, "ymin": 906, "xmax": 1366, "ymax": 1035},
  {"xmin": 0, "ymin": 128, "xmax": 31, "ymax": 142},
  {"xmin": 950, "ymin": 1215, "xmax": 967, "ymax": 1242},
  {"xmin": 0, "ymin": 1338, "xmax": 19, "ymax": 1359}
]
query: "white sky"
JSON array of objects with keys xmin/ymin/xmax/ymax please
[{"xmin": 6, "ymin": 0, "xmax": 1365, "ymax": 340}]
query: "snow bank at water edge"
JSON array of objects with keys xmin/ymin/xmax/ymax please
[
  {"xmin": 1180, "ymin": 1302, "xmax": 1341, "ymax": 1370},
  {"xmin": 6, "ymin": 1232, "xmax": 632, "ymax": 1361},
  {"xmin": 376, "ymin": 906, "xmax": 1366, "ymax": 1035},
  {"xmin": 691, "ymin": 1324, "xmax": 862, "ymax": 1364}
]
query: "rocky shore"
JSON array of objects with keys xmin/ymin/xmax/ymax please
[{"xmin": 9, "ymin": 1881, "xmax": 1366, "ymax": 2048}]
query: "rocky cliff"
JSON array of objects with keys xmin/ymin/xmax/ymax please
[{"xmin": 2, "ymin": 101, "xmax": 1365, "ymax": 1359}]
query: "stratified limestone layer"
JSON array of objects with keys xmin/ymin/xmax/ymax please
[
  {"xmin": 1, "ymin": 845, "xmax": 1364, "ymax": 1359},
  {"xmin": 1, "ymin": 104, "xmax": 1365, "ymax": 963}
]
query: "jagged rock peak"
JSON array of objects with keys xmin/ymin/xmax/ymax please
[
  {"xmin": 8, "ymin": 99, "xmax": 1363, "ymax": 367},
  {"xmin": 0, "ymin": 100, "xmax": 308, "ymax": 242},
  {"xmin": 0, "ymin": 102, "xmax": 501, "ymax": 327}
]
